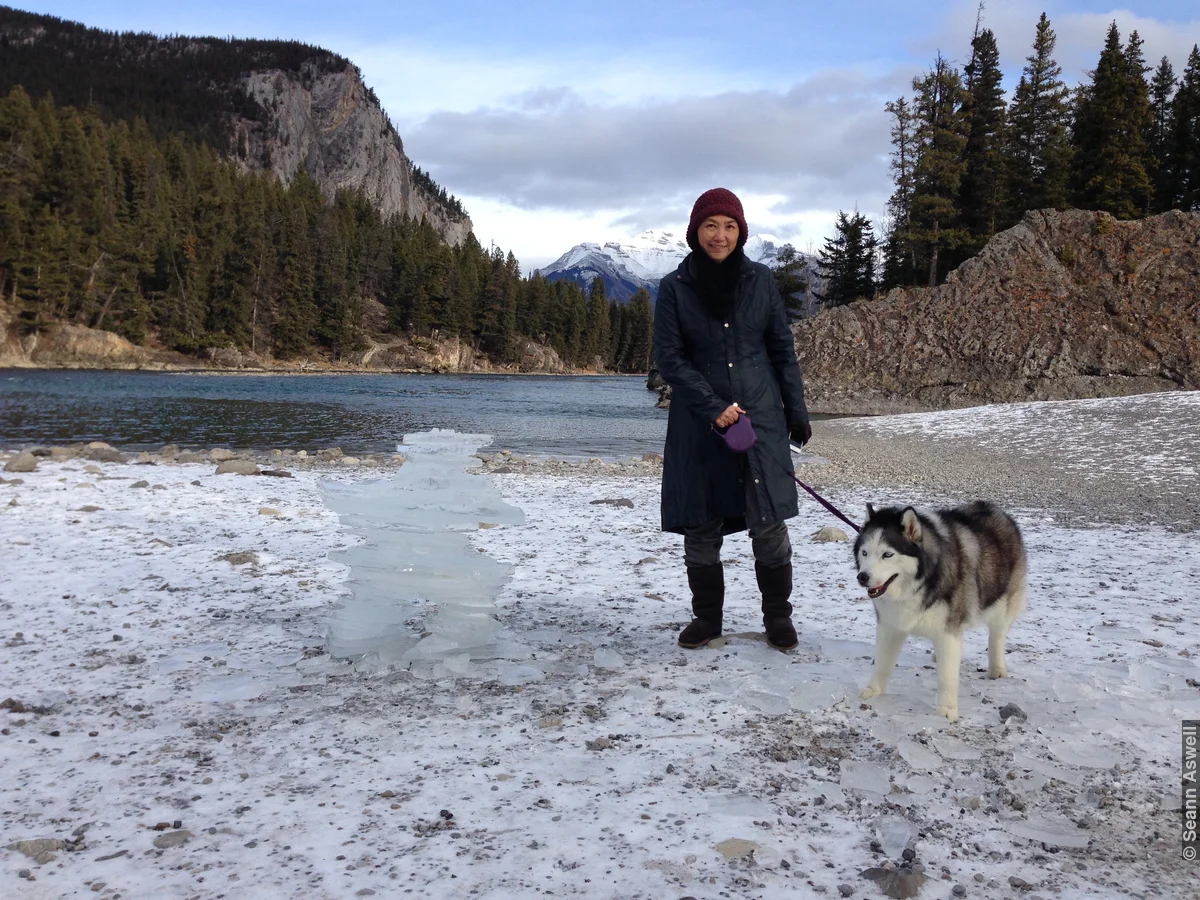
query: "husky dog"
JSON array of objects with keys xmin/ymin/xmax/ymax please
[{"xmin": 854, "ymin": 502, "xmax": 1027, "ymax": 722}]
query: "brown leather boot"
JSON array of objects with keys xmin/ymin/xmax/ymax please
[
  {"xmin": 679, "ymin": 564, "xmax": 723, "ymax": 648},
  {"xmin": 757, "ymin": 561, "xmax": 798, "ymax": 650}
]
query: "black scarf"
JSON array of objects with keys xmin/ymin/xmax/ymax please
[{"xmin": 690, "ymin": 247, "xmax": 745, "ymax": 317}]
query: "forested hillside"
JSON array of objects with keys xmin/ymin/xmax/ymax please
[{"xmin": 0, "ymin": 7, "xmax": 655, "ymax": 372}]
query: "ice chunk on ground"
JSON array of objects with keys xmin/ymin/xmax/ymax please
[
  {"xmin": 193, "ymin": 673, "xmax": 267, "ymax": 703},
  {"xmin": 897, "ymin": 738, "xmax": 941, "ymax": 772},
  {"xmin": 876, "ymin": 817, "xmax": 913, "ymax": 858},
  {"xmin": 706, "ymin": 794, "xmax": 774, "ymax": 819},
  {"xmin": 932, "ymin": 736, "xmax": 982, "ymax": 760},
  {"xmin": 741, "ymin": 684, "xmax": 791, "ymax": 715},
  {"xmin": 1046, "ymin": 741, "xmax": 1120, "ymax": 769},
  {"xmin": 321, "ymin": 430, "xmax": 524, "ymax": 670},
  {"xmin": 789, "ymin": 680, "xmax": 850, "ymax": 713},
  {"xmin": 499, "ymin": 664, "xmax": 545, "ymax": 686},
  {"xmin": 1008, "ymin": 818, "xmax": 1092, "ymax": 849},
  {"xmin": 593, "ymin": 648, "xmax": 624, "ymax": 669},
  {"xmin": 898, "ymin": 774, "xmax": 937, "ymax": 794},
  {"xmin": 840, "ymin": 761, "xmax": 891, "ymax": 795},
  {"xmin": 1012, "ymin": 752, "xmax": 1085, "ymax": 786}
]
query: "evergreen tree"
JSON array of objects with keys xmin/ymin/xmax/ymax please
[
  {"xmin": 958, "ymin": 27, "xmax": 1007, "ymax": 255},
  {"xmin": 770, "ymin": 244, "xmax": 811, "ymax": 318},
  {"xmin": 1070, "ymin": 23, "xmax": 1154, "ymax": 217},
  {"xmin": 1148, "ymin": 56, "xmax": 1178, "ymax": 212},
  {"xmin": 627, "ymin": 288, "xmax": 654, "ymax": 373},
  {"xmin": 882, "ymin": 96, "xmax": 918, "ymax": 289},
  {"xmin": 1004, "ymin": 13, "xmax": 1073, "ymax": 218},
  {"xmin": 585, "ymin": 278, "xmax": 610, "ymax": 368},
  {"xmin": 814, "ymin": 211, "xmax": 878, "ymax": 307},
  {"xmin": 910, "ymin": 53, "xmax": 968, "ymax": 285},
  {"xmin": 1167, "ymin": 45, "xmax": 1200, "ymax": 210}
]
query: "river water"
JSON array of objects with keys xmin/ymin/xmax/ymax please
[{"xmin": 0, "ymin": 370, "xmax": 671, "ymax": 457}]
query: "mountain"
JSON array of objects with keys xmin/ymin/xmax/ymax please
[
  {"xmin": 538, "ymin": 229, "xmax": 796, "ymax": 301},
  {"xmin": 0, "ymin": 6, "xmax": 471, "ymax": 244},
  {"xmin": 795, "ymin": 209, "xmax": 1200, "ymax": 414}
]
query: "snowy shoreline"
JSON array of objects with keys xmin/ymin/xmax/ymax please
[{"xmin": 2, "ymin": 393, "xmax": 1197, "ymax": 899}]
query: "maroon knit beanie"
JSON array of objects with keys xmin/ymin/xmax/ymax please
[{"xmin": 686, "ymin": 188, "xmax": 748, "ymax": 252}]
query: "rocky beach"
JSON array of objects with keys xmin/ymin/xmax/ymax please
[{"xmin": 0, "ymin": 391, "xmax": 1197, "ymax": 899}]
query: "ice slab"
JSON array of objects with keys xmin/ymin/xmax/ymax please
[
  {"xmin": 321, "ymin": 430, "xmax": 524, "ymax": 671},
  {"xmin": 932, "ymin": 736, "xmax": 982, "ymax": 761},
  {"xmin": 876, "ymin": 817, "xmax": 913, "ymax": 859},
  {"xmin": 897, "ymin": 739, "xmax": 941, "ymax": 773},
  {"xmin": 706, "ymin": 794, "xmax": 775, "ymax": 819},
  {"xmin": 593, "ymin": 648, "xmax": 624, "ymax": 670},
  {"xmin": 840, "ymin": 761, "xmax": 892, "ymax": 795},
  {"xmin": 1007, "ymin": 818, "xmax": 1092, "ymax": 849}
]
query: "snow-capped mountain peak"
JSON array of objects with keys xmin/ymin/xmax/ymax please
[{"xmin": 538, "ymin": 229, "xmax": 789, "ymax": 302}]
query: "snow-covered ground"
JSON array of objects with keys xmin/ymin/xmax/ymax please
[{"xmin": 2, "ymin": 395, "xmax": 1198, "ymax": 899}]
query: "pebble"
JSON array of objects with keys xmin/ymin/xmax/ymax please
[
  {"xmin": 999, "ymin": 703, "xmax": 1027, "ymax": 722},
  {"xmin": 18, "ymin": 869, "xmax": 30, "ymax": 878},
  {"xmin": 973, "ymin": 873, "xmax": 985, "ymax": 883},
  {"xmin": 838, "ymin": 884, "xmax": 854, "ymax": 897},
  {"xmin": 1008, "ymin": 875, "xmax": 1030, "ymax": 889},
  {"xmin": 953, "ymin": 886, "xmax": 966, "ymax": 897}
]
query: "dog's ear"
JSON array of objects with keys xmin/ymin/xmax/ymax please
[
  {"xmin": 865, "ymin": 503, "xmax": 876, "ymax": 521},
  {"xmin": 901, "ymin": 507, "xmax": 922, "ymax": 543}
]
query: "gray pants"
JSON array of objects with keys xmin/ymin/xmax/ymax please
[{"xmin": 684, "ymin": 464, "xmax": 792, "ymax": 569}]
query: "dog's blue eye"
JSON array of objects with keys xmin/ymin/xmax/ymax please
[{"xmin": 882, "ymin": 552, "xmax": 893, "ymax": 559}]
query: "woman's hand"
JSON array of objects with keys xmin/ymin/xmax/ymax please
[{"xmin": 715, "ymin": 404, "xmax": 746, "ymax": 429}]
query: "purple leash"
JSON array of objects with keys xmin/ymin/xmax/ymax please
[
  {"xmin": 714, "ymin": 415, "xmax": 861, "ymax": 533},
  {"xmin": 787, "ymin": 444, "xmax": 861, "ymax": 534}
]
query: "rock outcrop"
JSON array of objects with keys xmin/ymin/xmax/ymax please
[
  {"xmin": 795, "ymin": 209, "xmax": 1200, "ymax": 414},
  {"xmin": 0, "ymin": 300, "xmax": 570, "ymax": 375},
  {"xmin": 236, "ymin": 64, "xmax": 472, "ymax": 245}
]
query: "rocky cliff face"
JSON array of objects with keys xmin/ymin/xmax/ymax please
[
  {"xmin": 235, "ymin": 64, "xmax": 472, "ymax": 245},
  {"xmin": 795, "ymin": 209, "xmax": 1200, "ymax": 414}
]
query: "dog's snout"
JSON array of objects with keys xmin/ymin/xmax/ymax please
[{"xmin": 857, "ymin": 571, "xmax": 869, "ymax": 586}]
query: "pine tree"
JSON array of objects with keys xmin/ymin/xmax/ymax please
[
  {"xmin": 1070, "ymin": 23, "xmax": 1154, "ymax": 217},
  {"xmin": 1004, "ymin": 13, "xmax": 1073, "ymax": 218},
  {"xmin": 814, "ymin": 211, "xmax": 878, "ymax": 307},
  {"xmin": 910, "ymin": 53, "xmax": 968, "ymax": 286},
  {"xmin": 882, "ymin": 96, "xmax": 919, "ymax": 289},
  {"xmin": 1168, "ymin": 45, "xmax": 1200, "ymax": 210},
  {"xmin": 959, "ymin": 27, "xmax": 1007, "ymax": 255},
  {"xmin": 585, "ymin": 278, "xmax": 610, "ymax": 368},
  {"xmin": 623, "ymin": 288, "xmax": 654, "ymax": 373},
  {"xmin": 770, "ymin": 244, "xmax": 811, "ymax": 318},
  {"xmin": 1148, "ymin": 57, "xmax": 1177, "ymax": 212}
]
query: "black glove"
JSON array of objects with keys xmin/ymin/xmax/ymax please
[{"xmin": 789, "ymin": 421, "xmax": 812, "ymax": 447}]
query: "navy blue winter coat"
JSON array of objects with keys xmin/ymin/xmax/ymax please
[{"xmin": 654, "ymin": 253, "xmax": 809, "ymax": 534}]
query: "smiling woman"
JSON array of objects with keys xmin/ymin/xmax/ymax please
[{"xmin": 654, "ymin": 186, "xmax": 813, "ymax": 653}]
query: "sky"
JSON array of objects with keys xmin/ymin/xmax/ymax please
[{"xmin": 13, "ymin": 1, "xmax": 1200, "ymax": 270}]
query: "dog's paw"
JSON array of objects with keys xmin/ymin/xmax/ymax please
[
  {"xmin": 988, "ymin": 664, "xmax": 1007, "ymax": 680},
  {"xmin": 937, "ymin": 704, "xmax": 959, "ymax": 723},
  {"xmin": 859, "ymin": 685, "xmax": 882, "ymax": 701}
]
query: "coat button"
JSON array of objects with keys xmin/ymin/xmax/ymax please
[
  {"xmin": 728, "ymin": 362, "xmax": 733, "ymax": 367},
  {"xmin": 724, "ymin": 323, "xmax": 729, "ymax": 328},
  {"xmin": 754, "ymin": 479, "xmax": 760, "ymax": 484}
]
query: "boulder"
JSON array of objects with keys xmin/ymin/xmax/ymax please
[
  {"xmin": 215, "ymin": 460, "xmax": 260, "ymax": 476},
  {"xmin": 4, "ymin": 451, "xmax": 37, "ymax": 473}
]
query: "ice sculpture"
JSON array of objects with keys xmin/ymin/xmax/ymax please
[{"xmin": 321, "ymin": 430, "xmax": 525, "ymax": 670}]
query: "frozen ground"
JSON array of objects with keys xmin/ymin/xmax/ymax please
[{"xmin": 1, "ymin": 393, "xmax": 1198, "ymax": 899}]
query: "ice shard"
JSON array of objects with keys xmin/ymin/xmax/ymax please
[{"xmin": 321, "ymin": 430, "xmax": 525, "ymax": 669}]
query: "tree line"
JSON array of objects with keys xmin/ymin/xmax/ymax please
[
  {"xmin": 812, "ymin": 12, "xmax": 1200, "ymax": 307},
  {"xmin": 0, "ymin": 87, "xmax": 654, "ymax": 372}
]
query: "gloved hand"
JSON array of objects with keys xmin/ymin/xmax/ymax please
[{"xmin": 789, "ymin": 422, "xmax": 812, "ymax": 447}]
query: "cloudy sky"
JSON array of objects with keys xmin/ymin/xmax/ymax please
[{"xmin": 20, "ymin": 1, "xmax": 1200, "ymax": 270}]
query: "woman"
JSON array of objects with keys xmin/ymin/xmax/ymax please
[{"xmin": 654, "ymin": 187, "xmax": 812, "ymax": 650}]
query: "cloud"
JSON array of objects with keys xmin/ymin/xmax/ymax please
[{"xmin": 404, "ymin": 68, "xmax": 900, "ymax": 237}]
